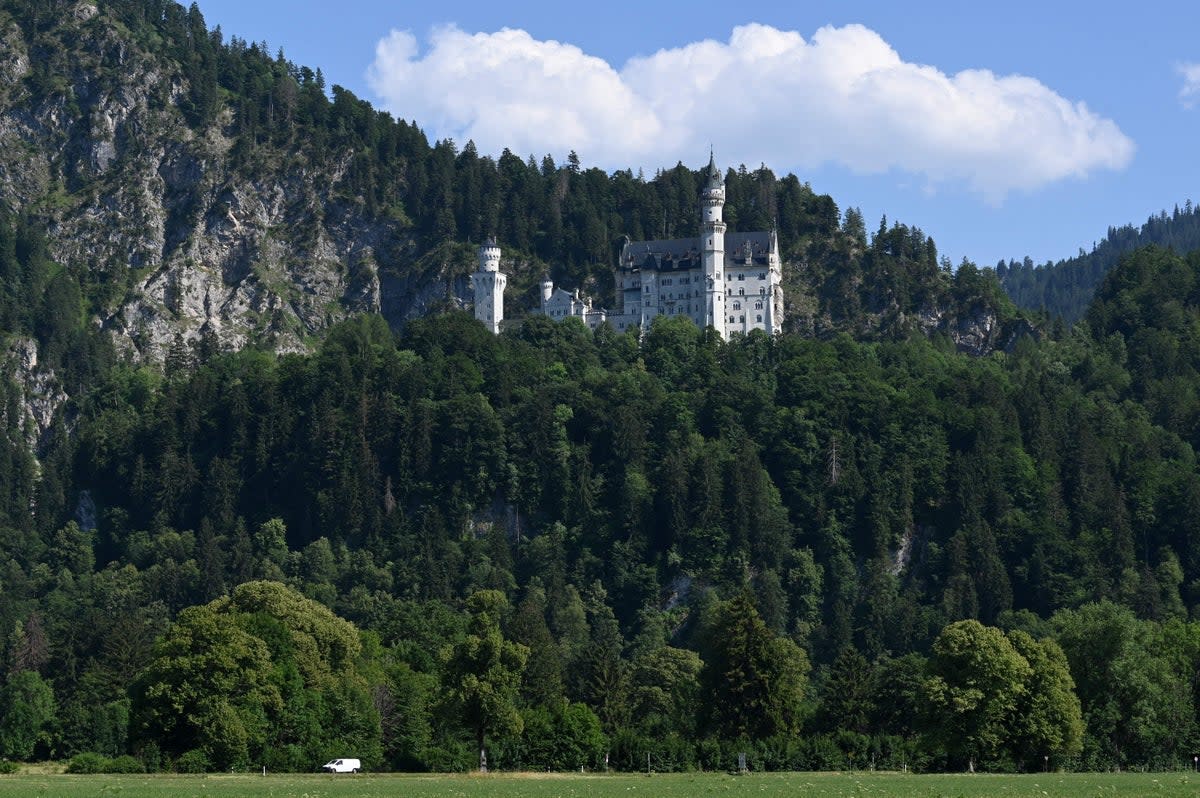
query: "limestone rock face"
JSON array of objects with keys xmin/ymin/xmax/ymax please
[
  {"xmin": 0, "ymin": 3, "xmax": 442, "ymax": 365},
  {"xmin": 785, "ymin": 275, "xmax": 1030, "ymax": 356},
  {"xmin": 4, "ymin": 338, "xmax": 67, "ymax": 453},
  {"xmin": 929, "ymin": 302, "xmax": 1037, "ymax": 356}
]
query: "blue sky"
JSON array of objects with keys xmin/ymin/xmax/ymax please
[{"xmin": 193, "ymin": 0, "xmax": 1200, "ymax": 270}]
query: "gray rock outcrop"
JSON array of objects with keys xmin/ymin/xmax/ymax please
[{"xmin": 0, "ymin": 3, "xmax": 460, "ymax": 366}]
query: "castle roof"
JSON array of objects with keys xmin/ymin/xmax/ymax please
[
  {"xmin": 620, "ymin": 231, "xmax": 775, "ymax": 271},
  {"xmin": 705, "ymin": 152, "xmax": 724, "ymax": 189},
  {"xmin": 620, "ymin": 237, "xmax": 700, "ymax": 271}
]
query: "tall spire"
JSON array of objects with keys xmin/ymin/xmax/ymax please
[{"xmin": 705, "ymin": 150, "xmax": 723, "ymax": 188}]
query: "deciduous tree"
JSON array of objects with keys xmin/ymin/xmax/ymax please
[
  {"xmin": 923, "ymin": 620, "xmax": 1030, "ymax": 771},
  {"xmin": 440, "ymin": 590, "xmax": 528, "ymax": 771}
]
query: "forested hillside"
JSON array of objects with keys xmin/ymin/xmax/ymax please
[
  {"xmin": 4, "ymin": 0, "xmax": 1200, "ymax": 779},
  {"xmin": 1, "ymin": 247, "xmax": 1200, "ymax": 773},
  {"xmin": 999, "ymin": 202, "xmax": 1200, "ymax": 323}
]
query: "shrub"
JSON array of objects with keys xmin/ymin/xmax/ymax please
[
  {"xmin": 138, "ymin": 741, "xmax": 162, "ymax": 773},
  {"xmin": 65, "ymin": 752, "xmax": 147, "ymax": 774},
  {"xmin": 107, "ymin": 755, "xmax": 145, "ymax": 773},
  {"xmin": 0, "ymin": 760, "xmax": 19, "ymax": 774},
  {"xmin": 175, "ymin": 749, "xmax": 210, "ymax": 773},
  {"xmin": 65, "ymin": 752, "xmax": 109, "ymax": 774}
]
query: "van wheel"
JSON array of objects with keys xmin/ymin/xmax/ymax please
[{"xmin": 352, "ymin": 768, "xmax": 359, "ymax": 774}]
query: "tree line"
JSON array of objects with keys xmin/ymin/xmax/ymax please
[
  {"xmin": 999, "ymin": 201, "xmax": 1200, "ymax": 324},
  {"xmin": 1, "ymin": 247, "xmax": 1200, "ymax": 770}
]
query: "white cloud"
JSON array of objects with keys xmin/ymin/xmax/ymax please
[
  {"xmin": 367, "ymin": 23, "xmax": 1134, "ymax": 200},
  {"xmin": 1180, "ymin": 62, "xmax": 1200, "ymax": 108}
]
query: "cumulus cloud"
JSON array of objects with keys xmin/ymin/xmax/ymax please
[
  {"xmin": 367, "ymin": 23, "xmax": 1134, "ymax": 200},
  {"xmin": 1180, "ymin": 62, "xmax": 1200, "ymax": 108}
]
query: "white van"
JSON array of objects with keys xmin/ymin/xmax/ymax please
[{"xmin": 321, "ymin": 758, "xmax": 361, "ymax": 773}]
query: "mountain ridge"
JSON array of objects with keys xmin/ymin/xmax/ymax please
[
  {"xmin": 999, "ymin": 202, "xmax": 1200, "ymax": 322},
  {"xmin": 0, "ymin": 0, "xmax": 1026, "ymax": 373}
]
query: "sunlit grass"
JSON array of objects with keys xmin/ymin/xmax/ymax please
[{"xmin": 0, "ymin": 770, "xmax": 1195, "ymax": 797}]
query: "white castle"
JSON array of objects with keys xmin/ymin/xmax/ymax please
[{"xmin": 472, "ymin": 154, "xmax": 784, "ymax": 339}]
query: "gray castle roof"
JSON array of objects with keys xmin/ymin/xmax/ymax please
[
  {"xmin": 621, "ymin": 237, "xmax": 699, "ymax": 271},
  {"xmin": 620, "ymin": 231, "xmax": 774, "ymax": 271},
  {"xmin": 726, "ymin": 232, "xmax": 775, "ymax": 266},
  {"xmin": 704, "ymin": 151, "xmax": 724, "ymax": 188}
]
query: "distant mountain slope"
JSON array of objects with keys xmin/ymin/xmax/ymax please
[
  {"xmin": 0, "ymin": 0, "xmax": 1032, "ymax": 369},
  {"xmin": 998, "ymin": 202, "xmax": 1200, "ymax": 323}
]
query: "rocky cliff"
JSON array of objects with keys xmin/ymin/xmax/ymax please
[{"xmin": 0, "ymin": 1, "xmax": 468, "ymax": 366}]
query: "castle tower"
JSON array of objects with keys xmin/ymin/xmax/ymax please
[
  {"xmin": 700, "ymin": 152, "xmax": 728, "ymax": 338},
  {"xmin": 472, "ymin": 238, "xmax": 506, "ymax": 334},
  {"xmin": 767, "ymin": 227, "xmax": 784, "ymax": 335},
  {"xmin": 540, "ymin": 275, "xmax": 554, "ymax": 313}
]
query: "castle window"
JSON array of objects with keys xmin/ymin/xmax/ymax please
[
  {"xmin": 737, "ymin": 273, "xmax": 745, "ymax": 281},
  {"xmin": 729, "ymin": 316, "xmax": 736, "ymax": 323},
  {"xmin": 739, "ymin": 315, "xmax": 745, "ymax": 323},
  {"xmin": 739, "ymin": 288, "xmax": 745, "ymax": 296},
  {"xmin": 759, "ymin": 272, "xmax": 766, "ymax": 280},
  {"xmin": 755, "ymin": 302, "xmax": 763, "ymax": 310},
  {"xmin": 757, "ymin": 314, "xmax": 763, "ymax": 322},
  {"xmin": 727, "ymin": 288, "xmax": 732, "ymax": 296},
  {"xmin": 733, "ymin": 302, "xmax": 741, "ymax": 310}
]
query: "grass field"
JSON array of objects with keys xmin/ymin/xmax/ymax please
[{"xmin": 0, "ymin": 771, "xmax": 1197, "ymax": 797}]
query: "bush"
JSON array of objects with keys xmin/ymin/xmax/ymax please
[
  {"xmin": 511, "ymin": 702, "xmax": 607, "ymax": 771},
  {"xmin": 261, "ymin": 743, "xmax": 306, "ymax": 773},
  {"xmin": 138, "ymin": 741, "xmax": 162, "ymax": 774},
  {"xmin": 421, "ymin": 737, "xmax": 473, "ymax": 772},
  {"xmin": 0, "ymin": 760, "xmax": 19, "ymax": 774},
  {"xmin": 107, "ymin": 755, "xmax": 145, "ymax": 773},
  {"xmin": 66, "ymin": 752, "xmax": 109, "ymax": 774},
  {"xmin": 174, "ymin": 749, "xmax": 211, "ymax": 773},
  {"xmin": 65, "ymin": 752, "xmax": 147, "ymax": 774},
  {"xmin": 695, "ymin": 738, "xmax": 722, "ymax": 772}
]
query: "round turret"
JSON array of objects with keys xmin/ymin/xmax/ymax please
[
  {"xmin": 474, "ymin": 237, "xmax": 506, "ymax": 334},
  {"xmin": 478, "ymin": 237, "xmax": 501, "ymax": 273},
  {"xmin": 541, "ymin": 276, "xmax": 554, "ymax": 304}
]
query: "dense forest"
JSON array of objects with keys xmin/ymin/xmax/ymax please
[
  {"xmin": 2, "ymin": 0, "xmax": 1200, "ymax": 778},
  {"xmin": 3, "ymin": 246, "xmax": 1200, "ymax": 773},
  {"xmin": 999, "ymin": 202, "xmax": 1200, "ymax": 323}
]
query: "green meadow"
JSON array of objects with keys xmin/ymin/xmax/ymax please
[{"xmin": 0, "ymin": 771, "xmax": 1196, "ymax": 798}]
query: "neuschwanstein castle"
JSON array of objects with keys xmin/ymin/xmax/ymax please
[{"xmin": 472, "ymin": 154, "xmax": 784, "ymax": 339}]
